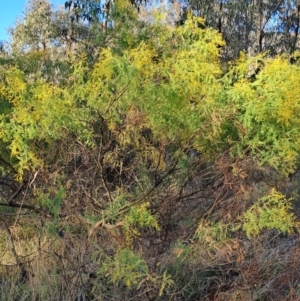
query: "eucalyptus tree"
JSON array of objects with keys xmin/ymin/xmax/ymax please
[
  {"xmin": 176, "ymin": 0, "xmax": 300, "ymax": 59},
  {"xmin": 9, "ymin": 0, "xmax": 94, "ymax": 55},
  {"xmin": 9, "ymin": 0, "xmax": 55, "ymax": 55},
  {"xmin": 8, "ymin": 0, "xmax": 94, "ymax": 84}
]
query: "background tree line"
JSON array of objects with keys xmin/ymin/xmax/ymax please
[{"xmin": 4, "ymin": 0, "xmax": 300, "ymax": 60}]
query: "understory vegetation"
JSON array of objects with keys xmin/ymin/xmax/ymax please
[{"xmin": 1, "ymin": 0, "xmax": 300, "ymax": 300}]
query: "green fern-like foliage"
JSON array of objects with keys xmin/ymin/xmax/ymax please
[
  {"xmin": 225, "ymin": 55, "xmax": 300, "ymax": 175},
  {"xmin": 123, "ymin": 202, "xmax": 160, "ymax": 244},
  {"xmin": 196, "ymin": 220, "xmax": 231, "ymax": 245},
  {"xmin": 98, "ymin": 248, "xmax": 149, "ymax": 288},
  {"xmin": 242, "ymin": 189, "xmax": 297, "ymax": 238}
]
